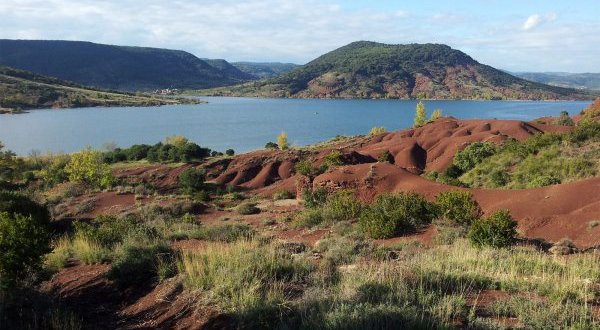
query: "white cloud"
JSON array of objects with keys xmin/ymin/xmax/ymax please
[{"xmin": 522, "ymin": 12, "xmax": 557, "ymax": 31}]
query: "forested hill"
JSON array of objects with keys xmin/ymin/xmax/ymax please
[
  {"xmin": 198, "ymin": 41, "xmax": 597, "ymax": 100},
  {"xmin": 0, "ymin": 39, "xmax": 252, "ymax": 91}
]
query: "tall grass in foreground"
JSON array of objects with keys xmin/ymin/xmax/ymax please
[{"xmin": 177, "ymin": 237, "xmax": 599, "ymax": 329}]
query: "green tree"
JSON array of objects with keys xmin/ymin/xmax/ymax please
[
  {"xmin": 277, "ymin": 132, "xmax": 289, "ymax": 150},
  {"xmin": 414, "ymin": 101, "xmax": 427, "ymax": 128},
  {"xmin": 64, "ymin": 148, "xmax": 113, "ymax": 188}
]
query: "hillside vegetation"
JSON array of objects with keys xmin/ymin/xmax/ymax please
[
  {"xmin": 197, "ymin": 41, "xmax": 597, "ymax": 100},
  {"xmin": 0, "ymin": 39, "xmax": 253, "ymax": 91},
  {"xmin": 0, "ymin": 66, "xmax": 198, "ymax": 110},
  {"xmin": 425, "ymin": 104, "xmax": 600, "ymax": 189}
]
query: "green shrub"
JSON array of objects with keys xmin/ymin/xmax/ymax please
[
  {"xmin": 324, "ymin": 150, "xmax": 345, "ymax": 168},
  {"xmin": 108, "ymin": 242, "xmax": 175, "ymax": 287},
  {"xmin": 273, "ymin": 189, "xmax": 295, "ymax": 200},
  {"xmin": 555, "ymin": 111, "xmax": 574, "ymax": 126},
  {"xmin": 360, "ymin": 193, "xmax": 437, "ymax": 239},
  {"xmin": 236, "ymin": 202, "xmax": 261, "ymax": 215},
  {"xmin": 435, "ymin": 191, "xmax": 481, "ymax": 226},
  {"xmin": 225, "ymin": 149, "xmax": 235, "ymax": 156},
  {"xmin": 190, "ymin": 224, "xmax": 254, "ymax": 242},
  {"xmin": 178, "ymin": 168, "xmax": 205, "ymax": 193},
  {"xmin": 490, "ymin": 170, "xmax": 510, "ymax": 187},
  {"xmin": 292, "ymin": 208, "xmax": 324, "ymax": 228},
  {"xmin": 377, "ymin": 150, "xmax": 392, "ymax": 163},
  {"xmin": 568, "ymin": 120, "xmax": 600, "ymax": 143},
  {"xmin": 322, "ymin": 190, "xmax": 362, "ymax": 223},
  {"xmin": 265, "ymin": 142, "xmax": 279, "ymax": 149},
  {"xmin": 295, "ymin": 160, "xmax": 317, "ymax": 176},
  {"xmin": 302, "ymin": 187, "xmax": 328, "ymax": 208},
  {"xmin": 529, "ymin": 175, "xmax": 561, "ymax": 188},
  {"xmin": 74, "ymin": 215, "xmax": 139, "ymax": 247},
  {"xmin": 468, "ymin": 210, "xmax": 518, "ymax": 248},
  {"xmin": 453, "ymin": 142, "xmax": 496, "ymax": 173},
  {"xmin": 0, "ymin": 211, "xmax": 51, "ymax": 288}
]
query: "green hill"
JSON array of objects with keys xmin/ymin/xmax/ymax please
[
  {"xmin": 0, "ymin": 66, "xmax": 198, "ymax": 111},
  {"xmin": 198, "ymin": 41, "xmax": 597, "ymax": 100},
  {"xmin": 0, "ymin": 39, "xmax": 252, "ymax": 91}
]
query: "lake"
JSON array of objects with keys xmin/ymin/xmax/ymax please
[{"xmin": 0, "ymin": 97, "xmax": 592, "ymax": 155}]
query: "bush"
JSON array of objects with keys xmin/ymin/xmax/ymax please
[
  {"xmin": 529, "ymin": 175, "xmax": 561, "ymax": 188},
  {"xmin": 190, "ymin": 224, "xmax": 254, "ymax": 242},
  {"xmin": 453, "ymin": 142, "xmax": 496, "ymax": 173},
  {"xmin": 236, "ymin": 202, "xmax": 261, "ymax": 215},
  {"xmin": 265, "ymin": 142, "xmax": 279, "ymax": 149},
  {"xmin": 369, "ymin": 126, "xmax": 386, "ymax": 135},
  {"xmin": 323, "ymin": 150, "xmax": 345, "ymax": 168},
  {"xmin": 225, "ymin": 149, "xmax": 235, "ymax": 156},
  {"xmin": 377, "ymin": 150, "xmax": 392, "ymax": 163},
  {"xmin": 322, "ymin": 190, "xmax": 362, "ymax": 223},
  {"xmin": 567, "ymin": 120, "xmax": 600, "ymax": 143},
  {"xmin": 555, "ymin": 111, "xmax": 574, "ymax": 126},
  {"xmin": 108, "ymin": 242, "xmax": 175, "ymax": 287},
  {"xmin": 74, "ymin": 215, "xmax": 140, "ymax": 247},
  {"xmin": 360, "ymin": 193, "xmax": 437, "ymax": 239},
  {"xmin": 435, "ymin": 191, "xmax": 481, "ymax": 226},
  {"xmin": 178, "ymin": 168, "xmax": 206, "ymax": 193},
  {"xmin": 64, "ymin": 148, "xmax": 113, "ymax": 189},
  {"xmin": 273, "ymin": 189, "xmax": 295, "ymax": 200},
  {"xmin": 302, "ymin": 187, "xmax": 328, "ymax": 208},
  {"xmin": 295, "ymin": 160, "xmax": 320, "ymax": 177},
  {"xmin": 0, "ymin": 211, "xmax": 51, "ymax": 288},
  {"xmin": 490, "ymin": 170, "xmax": 510, "ymax": 187},
  {"xmin": 468, "ymin": 210, "xmax": 517, "ymax": 248},
  {"xmin": 292, "ymin": 208, "xmax": 324, "ymax": 228}
]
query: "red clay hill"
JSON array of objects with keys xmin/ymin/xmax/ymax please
[{"xmin": 112, "ymin": 112, "xmax": 599, "ymax": 250}]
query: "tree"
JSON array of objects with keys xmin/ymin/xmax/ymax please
[
  {"xmin": 430, "ymin": 109, "xmax": 443, "ymax": 122},
  {"xmin": 164, "ymin": 135, "xmax": 189, "ymax": 147},
  {"xmin": 414, "ymin": 101, "xmax": 427, "ymax": 127},
  {"xmin": 277, "ymin": 132, "xmax": 289, "ymax": 150},
  {"xmin": 225, "ymin": 149, "xmax": 235, "ymax": 156},
  {"xmin": 64, "ymin": 148, "xmax": 113, "ymax": 188}
]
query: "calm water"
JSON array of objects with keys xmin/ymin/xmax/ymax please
[{"xmin": 0, "ymin": 97, "xmax": 591, "ymax": 155}]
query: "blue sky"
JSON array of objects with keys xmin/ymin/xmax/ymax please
[{"xmin": 1, "ymin": 0, "xmax": 599, "ymax": 72}]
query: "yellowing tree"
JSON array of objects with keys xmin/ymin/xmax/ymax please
[
  {"xmin": 164, "ymin": 135, "xmax": 189, "ymax": 147},
  {"xmin": 430, "ymin": 109, "xmax": 443, "ymax": 122},
  {"xmin": 369, "ymin": 126, "xmax": 387, "ymax": 136},
  {"xmin": 277, "ymin": 132, "xmax": 289, "ymax": 150},
  {"xmin": 64, "ymin": 148, "xmax": 113, "ymax": 188},
  {"xmin": 414, "ymin": 101, "xmax": 427, "ymax": 128}
]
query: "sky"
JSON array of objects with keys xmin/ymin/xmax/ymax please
[{"xmin": 1, "ymin": 0, "xmax": 599, "ymax": 72}]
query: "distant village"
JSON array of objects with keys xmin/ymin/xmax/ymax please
[{"xmin": 153, "ymin": 88, "xmax": 180, "ymax": 95}]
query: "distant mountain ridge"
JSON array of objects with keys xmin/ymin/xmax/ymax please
[
  {"xmin": 513, "ymin": 72, "xmax": 600, "ymax": 91},
  {"xmin": 200, "ymin": 41, "xmax": 597, "ymax": 100},
  {"xmin": 231, "ymin": 62, "xmax": 299, "ymax": 79},
  {"xmin": 0, "ymin": 39, "xmax": 253, "ymax": 91}
]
